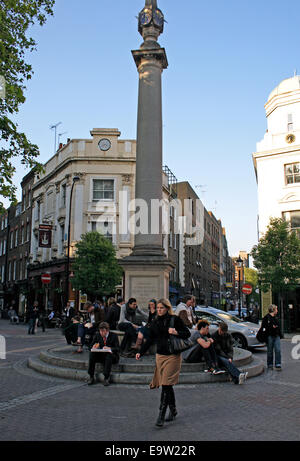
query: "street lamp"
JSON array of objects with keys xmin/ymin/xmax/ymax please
[
  {"xmin": 236, "ymin": 256, "xmax": 244, "ymax": 318},
  {"xmin": 65, "ymin": 176, "xmax": 80, "ymax": 306}
]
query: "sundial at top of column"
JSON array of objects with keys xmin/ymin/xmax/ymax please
[{"xmin": 138, "ymin": 0, "xmax": 165, "ymax": 39}]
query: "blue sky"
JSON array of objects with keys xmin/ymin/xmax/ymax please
[{"xmin": 7, "ymin": 0, "xmax": 300, "ymax": 255}]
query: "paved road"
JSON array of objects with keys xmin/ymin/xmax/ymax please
[{"xmin": 0, "ymin": 319, "xmax": 300, "ymax": 441}]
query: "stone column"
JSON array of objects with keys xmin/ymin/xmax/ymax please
[{"xmin": 121, "ymin": 2, "xmax": 173, "ymax": 309}]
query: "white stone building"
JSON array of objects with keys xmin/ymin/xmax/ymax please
[
  {"xmin": 253, "ymin": 75, "xmax": 300, "ymax": 330},
  {"xmin": 253, "ymin": 75, "xmax": 300, "ymax": 237}
]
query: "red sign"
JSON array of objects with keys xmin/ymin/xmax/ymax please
[
  {"xmin": 39, "ymin": 225, "xmax": 52, "ymax": 248},
  {"xmin": 242, "ymin": 284, "xmax": 253, "ymax": 295},
  {"xmin": 41, "ymin": 273, "xmax": 51, "ymax": 284}
]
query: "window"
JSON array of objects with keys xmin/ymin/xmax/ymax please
[
  {"xmin": 26, "ymin": 222, "xmax": 30, "ymax": 242},
  {"xmin": 92, "ymin": 179, "xmax": 114, "ymax": 201},
  {"xmin": 60, "ymin": 224, "xmax": 65, "ymax": 254},
  {"xmin": 92, "ymin": 221, "xmax": 113, "ymax": 242},
  {"xmin": 3, "ymin": 240, "xmax": 6, "ymax": 255},
  {"xmin": 0, "ymin": 240, "xmax": 2, "ymax": 256},
  {"xmin": 15, "ymin": 229, "xmax": 18, "ymax": 247},
  {"xmin": 10, "ymin": 231, "xmax": 14, "ymax": 249},
  {"xmin": 21, "ymin": 226, "xmax": 24, "ymax": 244},
  {"xmin": 35, "ymin": 201, "xmax": 41, "ymax": 222},
  {"xmin": 8, "ymin": 261, "xmax": 11, "ymax": 281},
  {"xmin": 46, "ymin": 190, "xmax": 54, "ymax": 214},
  {"xmin": 19, "ymin": 259, "xmax": 23, "ymax": 281},
  {"xmin": 61, "ymin": 184, "xmax": 66, "ymax": 207},
  {"xmin": 283, "ymin": 210, "xmax": 300, "ymax": 237},
  {"xmin": 288, "ymin": 114, "xmax": 293, "ymax": 132},
  {"xmin": 285, "ymin": 163, "xmax": 300, "ymax": 185},
  {"xmin": 13, "ymin": 260, "xmax": 17, "ymax": 281}
]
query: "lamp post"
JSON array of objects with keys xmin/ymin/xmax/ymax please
[
  {"xmin": 65, "ymin": 176, "xmax": 80, "ymax": 306},
  {"xmin": 236, "ymin": 256, "xmax": 244, "ymax": 318}
]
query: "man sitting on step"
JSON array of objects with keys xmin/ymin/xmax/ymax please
[
  {"xmin": 212, "ymin": 322, "xmax": 248, "ymax": 385},
  {"xmin": 182, "ymin": 320, "xmax": 225, "ymax": 375},
  {"xmin": 87, "ymin": 322, "xmax": 120, "ymax": 386}
]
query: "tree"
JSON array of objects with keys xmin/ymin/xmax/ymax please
[
  {"xmin": 244, "ymin": 267, "xmax": 259, "ymax": 306},
  {"xmin": 251, "ymin": 217, "xmax": 300, "ymax": 328},
  {"xmin": 71, "ymin": 232, "xmax": 123, "ymax": 299},
  {"xmin": 0, "ymin": 0, "xmax": 55, "ymax": 209}
]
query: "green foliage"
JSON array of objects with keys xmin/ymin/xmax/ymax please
[
  {"xmin": 251, "ymin": 217, "xmax": 300, "ymax": 294},
  {"xmin": 244, "ymin": 268, "xmax": 258, "ymax": 289},
  {"xmin": 71, "ymin": 232, "xmax": 123, "ymax": 298},
  {"xmin": 0, "ymin": 0, "xmax": 55, "ymax": 209}
]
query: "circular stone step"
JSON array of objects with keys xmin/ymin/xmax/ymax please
[{"xmin": 27, "ymin": 345, "xmax": 263, "ymax": 384}]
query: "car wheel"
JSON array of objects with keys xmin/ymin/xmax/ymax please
[{"xmin": 232, "ymin": 334, "xmax": 247, "ymax": 350}]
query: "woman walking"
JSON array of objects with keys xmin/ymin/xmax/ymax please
[{"xmin": 136, "ymin": 298, "xmax": 190, "ymax": 427}]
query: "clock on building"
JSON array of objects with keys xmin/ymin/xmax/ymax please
[
  {"xmin": 286, "ymin": 134, "xmax": 296, "ymax": 144},
  {"xmin": 98, "ymin": 138, "xmax": 111, "ymax": 151}
]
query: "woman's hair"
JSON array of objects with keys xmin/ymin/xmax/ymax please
[
  {"xmin": 157, "ymin": 298, "xmax": 173, "ymax": 315},
  {"xmin": 268, "ymin": 304, "xmax": 277, "ymax": 313},
  {"xmin": 148, "ymin": 299, "xmax": 157, "ymax": 309}
]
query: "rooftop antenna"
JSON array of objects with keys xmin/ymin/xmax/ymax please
[
  {"xmin": 50, "ymin": 122, "xmax": 62, "ymax": 153},
  {"xmin": 294, "ymin": 69, "xmax": 297, "ymax": 77},
  {"xmin": 58, "ymin": 131, "xmax": 68, "ymax": 146}
]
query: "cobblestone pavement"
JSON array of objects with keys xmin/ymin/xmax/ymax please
[{"xmin": 0, "ymin": 319, "xmax": 300, "ymax": 441}]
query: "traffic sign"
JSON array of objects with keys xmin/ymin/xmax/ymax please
[
  {"xmin": 41, "ymin": 273, "xmax": 51, "ymax": 284},
  {"xmin": 242, "ymin": 284, "xmax": 252, "ymax": 295}
]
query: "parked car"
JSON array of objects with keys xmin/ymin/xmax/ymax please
[
  {"xmin": 194, "ymin": 306, "xmax": 265, "ymax": 350},
  {"xmin": 227, "ymin": 308, "xmax": 251, "ymax": 320}
]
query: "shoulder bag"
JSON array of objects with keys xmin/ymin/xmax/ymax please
[{"xmin": 168, "ymin": 316, "xmax": 194, "ymax": 354}]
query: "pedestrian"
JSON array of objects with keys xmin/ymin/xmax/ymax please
[
  {"xmin": 8, "ymin": 305, "xmax": 19, "ymax": 324},
  {"xmin": 87, "ymin": 322, "xmax": 120, "ymax": 386},
  {"xmin": 212, "ymin": 322, "xmax": 248, "ymax": 384},
  {"xmin": 261, "ymin": 304, "xmax": 283, "ymax": 370},
  {"xmin": 38, "ymin": 304, "xmax": 47, "ymax": 332},
  {"xmin": 136, "ymin": 298, "xmax": 190, "ymax": 428},
  {"xmin": 118, "ymin": 298, "xmax": 148, "ymax": 357},
  {"xmin": 63, "ymin": 301, "xmax": 76, "ymax": 344},
  {"xmin": 27, "ymin": 301, "xmax": 39, "ymax": 335}
]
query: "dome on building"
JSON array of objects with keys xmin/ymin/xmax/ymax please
[{"xmin": 267, "ymin": 75, "xmax": 300, "ymax": 102}]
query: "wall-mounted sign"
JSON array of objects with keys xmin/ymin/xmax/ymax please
[{"xmin": 39, "ymin": 224, "xmax": 52, "ymax": 248}]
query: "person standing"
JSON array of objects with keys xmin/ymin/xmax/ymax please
[
  {"xmin": 175, "ymin": 295, "xmax": 197, "ymax": 330},
  {"xmin": 63, "ymin": 301, "xmax": 76, "ymax": 344},
  {"xmin": 27, "ymin": 302, "xmax": 39, "ymax": 335},
  {"xmin": 136, "ymin": 299, "xmax": 190, "ymax": 428},
  {"xmin": 261, "ymin": 304, "xmax": 283, "ymax": 370},
  {"xmin": 38, "ymin": 304, "xmax": 47, "ymax": 332},
  {"xmin": 87, "ymin": 322, "xmax": 120, "ymax": 386}
]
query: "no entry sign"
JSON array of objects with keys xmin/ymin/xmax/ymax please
[
  {"xmin": 41, "ymin": 273, "xmax": 51, "ymax": 284},
  {"xmin": 242, "ymin": 284, "xmax": 252, "ymax": 295}
]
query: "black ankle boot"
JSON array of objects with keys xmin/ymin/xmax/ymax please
[{"xmin": 165, "ymin": 404, "xmax": 177, "ymax": 422}]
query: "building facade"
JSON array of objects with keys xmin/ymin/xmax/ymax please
[{"xmin": 253, "ymin": 75, "xmax": 300, "ymax": 330}]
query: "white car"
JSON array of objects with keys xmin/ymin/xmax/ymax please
[{"xmin": 194, "ymin": 306, "xmax": 265, "ymax": 350}]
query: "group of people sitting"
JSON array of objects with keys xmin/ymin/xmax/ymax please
[{"xmin": 65, "ymin": 294, "xmax": 247, "ymax": 387}]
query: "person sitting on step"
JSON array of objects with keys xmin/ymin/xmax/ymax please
[
  {"xmin": 212, "ymin": 322, "xmax": 248, "ymax": 384},
  {"xmin": 87, "ymin": 322, "xmax": 120, "ymax": 386}
]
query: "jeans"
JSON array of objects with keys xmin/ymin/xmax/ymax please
[
  {"xmin": 217, "ymin": 356, "xmax": 240, "ymax": 382},
  {"xmin": 28, "ymin": 318, "xmax": 35, "ymax": 334},
  {"xmin": 267, "ymin": 335, "xmax": 281, "ymax": 367},
  {"xmin": 78, "ymin": 324, "xmax": 96, "ymax": 348}
]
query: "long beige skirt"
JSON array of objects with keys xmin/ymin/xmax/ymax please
[{"xmin": 150, "ymin": 353, "xmax": 182, "ymax": 389}]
